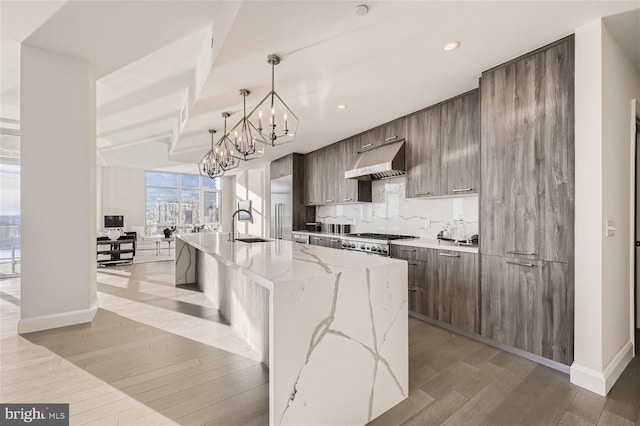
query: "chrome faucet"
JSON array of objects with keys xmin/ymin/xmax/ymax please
[{"xmin": 230, "ymin": 208, "xmax": 254, "ymax": 242}]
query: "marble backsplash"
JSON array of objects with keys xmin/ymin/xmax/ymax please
[{"xmin": 316, "ymin": 177, "xmax": 478, "ymax": 240}]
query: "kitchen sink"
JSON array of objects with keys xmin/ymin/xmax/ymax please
[{"xmin": 235, "ymin": 238, "xmax": 270, "ymax": 243}]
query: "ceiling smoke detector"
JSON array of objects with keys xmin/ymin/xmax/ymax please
[{"xmin": 355, "ymin": 4, "xmax": 369, "ymax": 16}]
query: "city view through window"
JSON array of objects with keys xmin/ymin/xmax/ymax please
[
  {"xmin": 0, "ymin": 132, "xmax": 20, "ymax": 277},
  {"xmin": 144, "ymin": 171, "xmax": 220, "ymax": 237}
]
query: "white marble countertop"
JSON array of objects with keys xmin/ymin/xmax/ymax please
[
  {"xmin": 390, "ymin": 238, "xmax": 479, "ymax": 253},
  {"xmin": 292, "ymin": 230, "xmax": 478, "ymax": 254},
  {"xmin": 176, "ymin": 232, "xmax": 404, "ymax": 289}
]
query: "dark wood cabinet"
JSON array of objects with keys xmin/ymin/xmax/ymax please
[
  {"xmin": 309, "ymin": 235, "xmax": 328, "ymax": 247},
  {"xmin": 480, "ymin": 38, "xmax": 574, "ymax": 263},
  {"xmin": 391, "ymin": 244, "xmax": 478, "ymax": 332},
  {"xmin": 480, "ymin": 255, "xmax": 573, "ymax": 365},
  {"xmin": 355, "ymin": 118, "xmax": 406, "ymax": 152},
  {"xmin": 440, "ymin": 90, "xmax": 481, "ymax": 196},
  {"xmin": 270, "ymin": 154, "xmax": 293, "ymax": 179},
  {"xmin": 304, "ymin": 150, "xmax": 322, "ymax": 206},
  {"xmin": 479, "ymin": 36, "xmax": 574, "ymax": 365},
  {"xmin": 304, "ymin": 138, "xmax": 372, "ymax": 206},
  {"xmin": 339, "ymin": 137, "xmax": 372, "ymax": 204},
  {"xmin": 405, "ymin": 90, "xmax": 480, "ymax": 199},
  {"xmin": 406, "ymin": 106, "xmax": 441, "ymax": 198},
  {"xmin": 433, "ymin": 250, "xmax": 479, "ymax": 333}
]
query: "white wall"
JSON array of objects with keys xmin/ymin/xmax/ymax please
[
  {"xmin": 234, "ymin": 166, "xmax": 268, "ymax": 237},
  {"xmin": 601, "ymin": 20, "xmax": 640, "ymax": 368},
  {"xmin": 100, "ymin": 166, "xmax": 145, "ymax": 232},
  {"xmin": 572, "ymin": 18, "xmax": 640, "ymax": 395},
  {"xmin": 20, "ymin": 45, "xmax": 97, "ymax": 333}
]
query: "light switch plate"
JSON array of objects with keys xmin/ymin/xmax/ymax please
[{"xmin": 606, "ymin": 220, "xmax": 616, "ymax": 237}]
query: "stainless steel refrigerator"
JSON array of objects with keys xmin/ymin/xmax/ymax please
[{"xmin": 271, "ymin": 175, "xmax": 293, "ymax": 240}]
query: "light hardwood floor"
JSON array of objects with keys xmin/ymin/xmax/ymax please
[{"xmin": 1, "ymin": 261, "xmax": 638, "ymax": 425}]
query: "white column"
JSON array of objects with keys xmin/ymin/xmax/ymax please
[{"xmin": 19, "ymin": 44, "xmax": 98, "ymax": 333}]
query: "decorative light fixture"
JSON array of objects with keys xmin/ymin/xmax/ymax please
[
  {"xmin": 200, "ymin": 112, "xmax": 239, "ymax": 179},
  {"xmin": 200, "ymin": 129, "xmax": 224, "ymax": 178},
  {"xmin": 248, "ymin": 54, "xmax": 299, "ymax": 146},
  {"xmin": 228, "ymin": 89, "xmax": 266, "ymax": 160}
]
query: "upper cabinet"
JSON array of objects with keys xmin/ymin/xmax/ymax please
[
  {"xmin": 406, "ymin": 105, "xmax": 441, "ymax": 198},
  {"xmin": 304, "ymin": 150, "xmax": 322, "ymax": 206},
  {"xmin": 440, "ymin": 90, "xmax": 480, "ymax": 195},
  {"xmin": 270, "ymin": 154, "xmax": 293, "ymax": 178},
  {"xmin": 405, "ymin": 90, "xmax": 480, "ymax": 199},
  {"xmin": 354, "ymin": 118, "xmax": 407, "ymax": 152},
  {"xmin": 339, "ymin": 137, "xmax": 372, "ymax": 204},
  {"xmin": 480, "ymin": 37, "xmax": 574, "ymax": 263}
]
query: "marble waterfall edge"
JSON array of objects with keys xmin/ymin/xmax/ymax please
[{"xmin": 272, "ymin": 265, "xmax": 408, "ymax": 425}]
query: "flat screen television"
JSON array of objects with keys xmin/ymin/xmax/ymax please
[{"xmin": 104, "ymin": 215, "xmax": 124, "ymax": 228}]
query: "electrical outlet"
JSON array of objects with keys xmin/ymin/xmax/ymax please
[{"xmin": 425, "ymin": 219, "xmax": 431, "ymax": 229}]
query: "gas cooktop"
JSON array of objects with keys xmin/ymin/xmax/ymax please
[{"xmin": 344, "ymin": 233, "xmax": 417, "ymax": 241}]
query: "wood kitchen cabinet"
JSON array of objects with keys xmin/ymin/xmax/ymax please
[
  {"xmin": 354, "ymin": 118, "xmax": 406, "ymax": 152},
  {"xmin": 405, "ymin": 89, "xmax": 480, "ymax": 199},
  {"xmin": 270, "ymin": 154, "xmax": 293, "ymax": 179},
  {"xmin": 304, "ymin": 150, "xmax": 322, "ymax": 206},
  {"xmin": 339, "ymin": 137, "xmax": 372, "ymax": 204},
  {"xmin": 391, "ymin": 244, "xmax": 478, "ymax": 332},
  {"xmin": 480, "ymin": 37, "xmax": 574, "ymax": 263},
  {"xmin": 309, "ymin": 235, "xmax": 328, "ymax": 247},
  {"xmin": 480, "ymin": 255, "xmax": 573, "ymax": 365},
  {"xmin": 440, "ymin": 90, "xmax": 480, "ymax": 196},
  {"xmin": 304, "ymin": 138, "xmax": 372, "ymax": 206},
  {"xmin": 433, "ymin": 250, "xmax": 479, "ymax": 334},
  {"xmin": 406, "ymin": 105, "xmax": 441, "ymax": 198},
  {"xmin": 479, "ymin": 36, "xmax": 574, "ymax": 365}
]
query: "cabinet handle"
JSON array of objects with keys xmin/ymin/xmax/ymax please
[
  {"xmin": 330, "ymin": 239, "xmax": 340, "ymax": 243},
  {"xmin": 506, "ymin": 261, "xmax": 536, "ymax": 267},
  {"xmin": 408, "ymin": 261, "xmax": 418, "ymax": 266},
  {"xmin": 507, "ymin": 251, "xmax": 536, "ymax": 256},
  {"xmin": 452, "ymin": 188, "xmax": 473, "ymax": 193},
  {"xmin": 415, "ymin": 192, "xmax": 432, "ymax": 197},
  {"xmin": 325, "ymin": 199, "xmax": 334, "ymax": 203},
  {"xmin": 343, "ymin": 198, "xmax": 353, "ymax": 201},
  {"xmin": 361, "ymin": 143, "xmax": 373, "ymax": 150},
  {"xmin": 312, "ymin": 237, "xmax": 322, "ymax": 241},
  {"xmin": 401, "ymin": 249, "xmax": 416, "ymax": 252},
  {"xmin": 385, "ymin": 135, "xmax": 397, "ymax": 141},
  {"xmin": 409, "ymin": 288, "xmax": 417, "ymax": 293},
  {"xmin": 438, "ymin": 253, "xmax": 460, "ymax": 258}
]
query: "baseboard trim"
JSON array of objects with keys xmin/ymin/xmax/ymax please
[
  {"xmin": 570, "ymin": 340, "xmax": 634, "ymax": 396},
  {"xmin": 408, "ymin": 312, "xmax": 570, "ymax": 374},
  {"xmin": 18, "ymin": 301, "xmax": 99, "ymax": 334}
]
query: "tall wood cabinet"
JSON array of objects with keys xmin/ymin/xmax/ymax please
[
  {"xmin": 479, "ymin": 36, "xmax": 574, "ymax": 364},
  {"xmin": 405, "ymin": 90, "xmax": 480, "ymax": 199}
]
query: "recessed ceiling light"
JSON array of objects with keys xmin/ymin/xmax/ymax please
[
  {"xmin": 355, "ymin": 4, "xmax": 368, "ymax": 16},
  {"xmin": 443, "ymin": 41, "xmax": 460, "ymax": 52},
  {"xmin": 337, "ymin": 104, "xmax": 347, "ymax": 110}
]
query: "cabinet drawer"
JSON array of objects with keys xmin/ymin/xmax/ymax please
[{"xmin": 390, "ymin": 245, "xmax": 430, "ymax": 261}]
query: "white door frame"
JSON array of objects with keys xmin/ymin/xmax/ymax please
[{"xmin": 629, "ymin": 99, "xmax": 640, "ymax": 354}]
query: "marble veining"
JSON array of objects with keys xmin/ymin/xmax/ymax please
[
  {"xmin": 176, "ymin": 233, "xmax": 408, "ymax": 425},
  {"xmin": 316, "ymin": 176, "xmax": 478, "ymax": 240}
]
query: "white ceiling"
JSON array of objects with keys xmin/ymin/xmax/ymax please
[{"xmin": 2, "ymin": 1, "xmax": 639, "ymax": 172}]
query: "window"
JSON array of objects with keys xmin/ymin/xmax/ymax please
[
  {"xmin": 0, "ymin": 131, "xmax": 20, "ymax": 277},
  {"xmin": 144, "ymin": 172, "xmax": 220, "ymax": 236}
]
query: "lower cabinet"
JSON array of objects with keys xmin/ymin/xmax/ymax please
[
  {"xmin": 480, "ymin": 255, "xmax": 573, "ymax": 365},
  {"xmin": 309, "ymin": 235, "xmax": 328, "ymax": 247},
  {"xmin": 434, "ymin": 250, "xmax": 479, "ymax": 334},
  {"xmin": 393, "ymin": 245, "xmax": 478, "ymax": 334}
]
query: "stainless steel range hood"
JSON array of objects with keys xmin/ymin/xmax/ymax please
[{"xmin": 345, "ymin": 140, "xmax": 406, "ymax": 180}]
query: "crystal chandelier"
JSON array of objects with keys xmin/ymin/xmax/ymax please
[
  {"xmin": 199, "ymin": 113, "xmax": 239, "ymax": 179},
  {"xmin": 228, "ymin": 89, "xmax": 266, "ymax": 160},
  {"xmin": 248, "ymin": 54, "xmax": 299, "ymax": 146}
]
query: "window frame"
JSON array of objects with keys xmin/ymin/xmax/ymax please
[{"xmin": 144, "ymin": 171, "xmax": 221, "ymax": 236}]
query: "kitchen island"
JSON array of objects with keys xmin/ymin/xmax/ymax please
[{"xmin": 175, "ymin": 232, "xmax": 408, "ymax": 426}]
